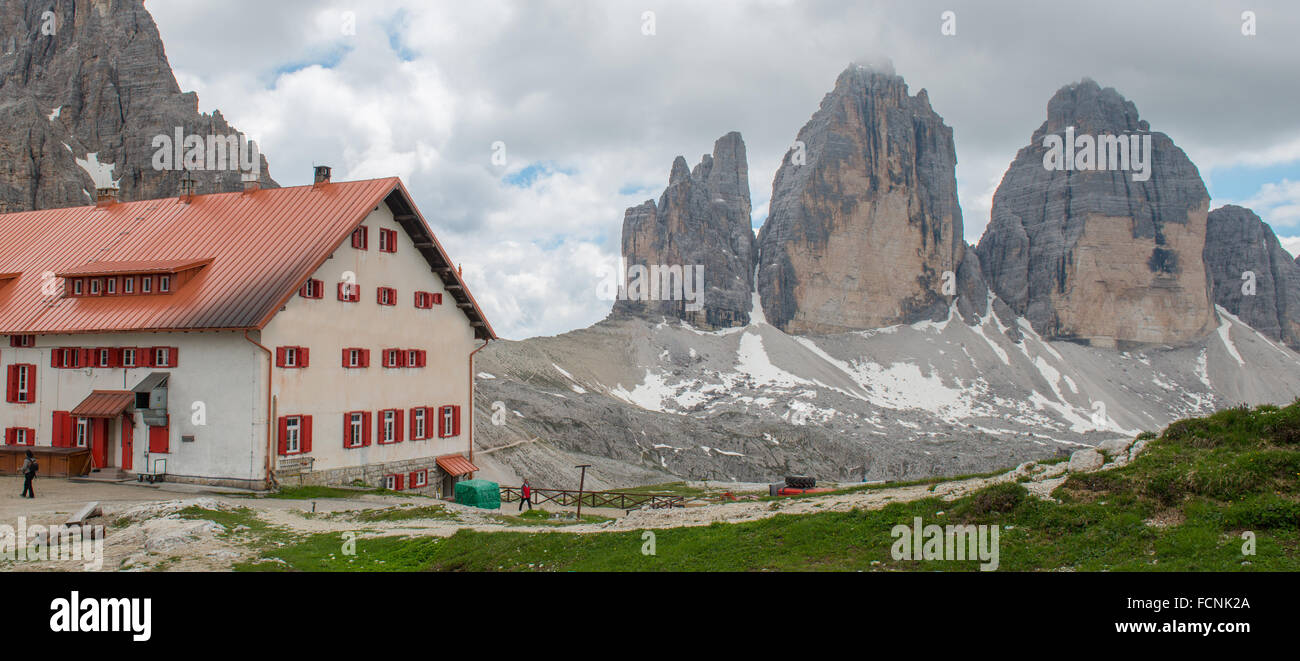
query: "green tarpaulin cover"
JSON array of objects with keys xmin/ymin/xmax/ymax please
[{"xmin": 454, "ymin": 479, "xmax": 500, "ymax": 509}]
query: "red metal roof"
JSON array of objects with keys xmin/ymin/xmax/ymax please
[
  {"xmin": 436, "ymin": 454, "xmax": 480, "ymax": 477},
  {"xmin": 56, "ymin": 258, "xmax": 212, "ymax": 277},
  {"xmin": 0, "ymin": 178, "xmax": 495, "ymax": 339},
  {"xmin": 70, "ymin": 391, "xmax": 135, "ymax": 418}
]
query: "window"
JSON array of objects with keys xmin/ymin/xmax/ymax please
[
  {"xmin": 97, "ymin": 348, "xmax": 111, "ymax": 367},
  {"xmin": 410, "ymin": 469, "xmax": 428, "ymax": 488},
  {"xmin": 6, "ymin": 364, "xmax": 36, "ymax": 403},
  {"xmin": 123, "ymin": 277, "xmax": 134, "ymax": 294},
  {"xmin": 342, "ymin": 348, "xmax": 369, "ymax": 368},
  {"xmin": 141, "ymin": 276, "xmax": 153, "ymax": 293},
  {"xmin": 122, "ymin": 348, "xmax": 136, "ymax": 367},
  {"xmin": 384, "ymin": 474, "xmax": 405, "ymax": 491},
  {"xmin": 299, "ymin": 279, "xmax": 324, "ymax": 299},
  {"xmin": 5, "ymin": 428, "xmax": 35, "ymax": 446},
  {"xmin": 75, "ymin": 418, "xmax": 89, "ymax": 448},
  {"xmin": 54, "ymin": 347, "xmax": 80, "ymax": 368},
  {"xmin": 155, "ymin": 347, "xmax": 171, "ymax": 367},
  {"xmin": 383, "ymin": 348, "xmax": 400, "ymax": 368},
  {"xmin": 379, "ymin": 409, "xmax": 404, "ymax": 444},
  {"xmin": 105, "ymin": 278, "xmax": 116, "ymax": 294},
  {"xmin": 337, "ymin": 281, "xmax": 360, "ymax": 302},
  {"xmin": 378, "ymin": 228, "xmax": 397, "ymax": 253},
  {"xmin": 277, "ymin": 415, "xmax": 312, "ymax": 455},
  {"xmin": 8, "ymin": 335, "xmax": 34, "ymax": 347},
  {"xmin": 415, "ymin": 291, "xmax": 441, "ymax": 309},
  {"xmin": 89, "ymin": 279, "xmax": 101, "ymax": 295},
  {"xmin": 407, "ymin": 350, "xmax": 419, "ymax": 368},
  {"xmin": 344, "ymin": 412, "xmax": 368, "ymax": 448},
  {"xmin": 351, "ymin": 226, "xmax": 368, "ymax": 250},
  {"xmin": 159, "ymin": 275, "xmax": 171, "ymax": 293},
  {"xmin": 411, "ymin": 407, "xmax": 427, "ymax": 440},
  {"xmin": 276, "ymin": 346, "xmax": 309, "ymax": 368},
  {"xmin": 285, "ymin": 417, "xmax": 300, "ymax": 454},
  {"xmin": 377, "ymin": 287, "xmax": 396, "ymax": 306},
  {"xmin": 73, "ymin": 279, "xmax": 84, "ymax": 295},
  {"xmin": 437, "ymin": 405, "xmax": 462, "ymax": 438}
]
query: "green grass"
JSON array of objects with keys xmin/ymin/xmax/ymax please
[
  {"xmin": 346, "ymin": 505, "xmax": 460, "ymax": 523},
  {"xmin": 260, "ymin": 485, "xmax": 377, "ymax": 500},
  {"xmin": 234, "ymin": 401, "xmax": 1300, "ymax": 572},
  {"xmin": 495, "ymin": 508, "xmax": 613, "ymax": 527}
]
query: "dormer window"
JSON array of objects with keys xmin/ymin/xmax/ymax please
[
  {"xmin": 123, "ymin": 277, "xmax": 134, "ymax": 294},
  {"xmin": 57, "ymin": 260, "xmax": 208, "ymax": 298},
  {"xmin": 141, "ymin": 276, "xmax": 152, "ymax": 293},
  {"xmin": 89, "ymin": 279, "xmax": 102, "ymax": 295},
  {"xmin": 159, "ymin": 275, "xmax": 171, "ymax": 293},
  {"xmin": 73, "ymin": 279, "xmax": 84, "ymax": 295},
  {"xmin": 106, "ymin": 278, "xmax": 116, "ymax": 294}
]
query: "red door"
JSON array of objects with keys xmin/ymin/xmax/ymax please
[
  {"xmin": 121, "ymin": 416, "xmax": 134, "ymax": 471},
  {"xmin": 91, "ymin": 418, "xmax": 108, "ymax": 468}
]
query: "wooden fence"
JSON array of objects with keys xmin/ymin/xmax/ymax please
[{"xmin": 501, "ymin": 486, "xmax": 684, "ymax": 510}]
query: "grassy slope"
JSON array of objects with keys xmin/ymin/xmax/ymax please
[{"xmin": 232, "ymin": 402, "xmax": 1300, "ymax": 572}]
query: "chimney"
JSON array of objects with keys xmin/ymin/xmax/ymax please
[
  {"xmin": 241, "ymin": 170, "xmax": 260, "ymax": 193},
  {"xmin": 95, "ymin": 186, "xmax": 119, "ymax": 207},
  {"xmin": 179, "ymin": 171, "xmax": 197, "ymax": 203},
  {"xmin": 313, "ymin": 165, "xmax": 332, "ymax": 186}
]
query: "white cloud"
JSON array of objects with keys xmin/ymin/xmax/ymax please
[{"xmin": 146, "ymin": 0, "xmax": 1300, "ymax": 338}]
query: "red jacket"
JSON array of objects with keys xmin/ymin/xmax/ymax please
[{"xmin": 522, "ymin": 484, "xmax": 531, "ymax": 498}]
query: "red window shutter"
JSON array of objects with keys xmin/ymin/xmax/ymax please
[
  {"xmin": 5, "ymin": 365, "xmax": 16, "ymax": 403},
  {"xmin": 342, "ymin": 413, "xmax": 352, "ymax": 447},
  {"xmin": 362, "ymin": 412, "xmax": 372, "ymax": 446},
  {"xmin": 409, "ymin": 408, "xmax": 418, "ymax": 440},
  {"xmin": 337, "ymin": 282, "xmax": 348, "ymax": 301},
  {"xmin": 299, "ymin": 347, "xmax": 309, "ymax": 367},
  {"xmin": 438, "ymin": 406, "xmax": 448, "ymax": 438},
  {"xmin": 360, "ymin": 349, "xmax": 370, "ymax": 368},
  {"xmin": 394, "ymin": 474, "xmax": 404, "ymax": 491},
  {"xmin": 108, "ymin": 348, "xmax": 121, "ymax": 368},
  {"xmin": 302, "ymin": 415, "xmax": 313, "ymax": 453},
  {"xmin": 277, "ymin": 416, "xmax": 289, "ymax": 455},
  {"xmin": 433, "ymin": 293, "xmax": 442, "ymax": 305},
  {"xmin": 417, "ymin": 350, "xmax": 427, "ymax": 367},
  {"xmin": 4, "ymin": 429, "xmax": 11, "ymax": 445},
  {"xmin": 169, "ymin": 347, "xmax": 179, "ymax": 367},
  {"xmin": 275, "ymin": 347, "xmax": 286, "ymax": 367},
  {"xmin": 341, "ymin": 348, "xmax": 349, "ymax": 367},
  {"xmin": 52, "ymin": 411, "xmax": 67, "ymax": 447},
  {"xmin": 50, "ymin": 350, "xmax": 60, "ymax": 368},
  {"xmin": 80, "ymin": 348, "xmax": 93, "ymax": 367},
  {"xmin": 140, "ymin": 347, "xmax": 155, "ymax": 368},
  {"xmin": 24, "ymin": 429, "xmax": 34, "ymax": 446},
  {"xmin": 453, "ymin": 405, "xmax": 462, "ymax": 436},
  {"xmin": 148, "ymin": 419, "xmax": 170, "ymax": 454},
  {"xmin": 395, "ymin": 409, "xmax": 404, "ymax": 442}
]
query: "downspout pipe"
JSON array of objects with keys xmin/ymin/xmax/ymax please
[
  {"xmin": 243, "ymin": 331, "xmax": 274, "ymax": 490},
  {"xmin": 468, "ymin": 338, "xmax": 490, "ymax": 470}
]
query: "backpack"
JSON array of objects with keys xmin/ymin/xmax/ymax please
[{"xmin": 25, "ymin": 459, "xmax": 38, "ymax": 476}]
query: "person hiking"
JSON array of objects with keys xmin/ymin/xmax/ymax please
[
  {"xmin": 20, "ymin": 450, "xmax": 38, "ymax": 499},
  {"xmin": 518, "ymin": 479, "xmax": 532, "ymax": 511}
]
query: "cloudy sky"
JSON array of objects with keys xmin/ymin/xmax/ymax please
[{"xmin": 147, "ymin": 0, "xmax": 1300, "ymax": 340}]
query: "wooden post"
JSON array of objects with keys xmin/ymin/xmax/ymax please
[{"xmin": 575, "ymin": 464, "xmax": 591, "ymax": 519}]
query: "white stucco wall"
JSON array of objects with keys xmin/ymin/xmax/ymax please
[
  {"xmin": 0, "ymin": 331, "xmax": 265, "ymax": 481},
  {"xmin": 260, "ymin": 202, "xmax": 481, "ymax": 476}
]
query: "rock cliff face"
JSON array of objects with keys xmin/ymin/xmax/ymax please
[
  {"xmin": 756, "ymin": 64, "xmax": 984, "ymax": 335},
  {"xmin": 976, "ymin": 80, "xmax": 1216, "ymax": 348},
  {"xmin": 0, "ymin": 0, "xmax": 274, "ymax": 213},
  {"xmin": 1204, "ymin": 205, "xmax": 1300, "ymax": 349},
  {"xmin": 614, "ymin": 132, "xmax": 754, "ymax": 329}
]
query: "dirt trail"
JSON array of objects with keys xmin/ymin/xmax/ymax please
[{"xmin": 1, "ymin": 442, "xmax": 1131, "ymax": 571}]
